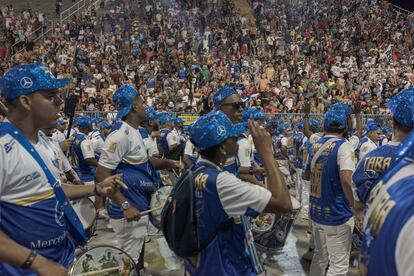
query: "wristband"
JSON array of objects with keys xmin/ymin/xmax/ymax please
[
  {"xmin": 249, "ymin": 167, "xmax": 254, "ymax": 175},
  {"xmin": 21, "ymin": 250, "xmax": 37, "ymax": 269}
]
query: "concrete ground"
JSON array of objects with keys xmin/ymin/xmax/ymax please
[{"xmin": 74, "ymin": 204, "xmax": 359, "ymax": 276}]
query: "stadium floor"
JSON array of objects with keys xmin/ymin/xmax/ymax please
[{"xmin": 82, "ymin": 210, "xmax": 358, "ymax": 275}]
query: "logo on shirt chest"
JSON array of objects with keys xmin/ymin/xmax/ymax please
[
  {"xmin": 4, "ymin": 138, "xmax": 16, "ymax": 153},
  {"xmin": 23, "ymin": 171, "xmax": 42, "ymax": 183}
]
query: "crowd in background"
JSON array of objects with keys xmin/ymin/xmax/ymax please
[{"xmin": 0, "ymin": 0, "xmax": 413, "ymax": 117}]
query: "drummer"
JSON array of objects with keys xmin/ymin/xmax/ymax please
[
  {"xmin": 352, "ymin": 88, "xmax": 414, "ymax": 208},
  {"xmin": 358, "ymin": 88, "xmax": 414, "ymax": 276},
  {"xmin": 0, "ymin": 62, "xmax": 124, "ymax": 275},
  {"xmin": 304, "ymin": 110, "xmax": 357, "ymax": 276},
  {"xmin": 95, "ymin": 84, "xmax": 154, "ymax": 274},
  {"xmin": 185, "ymin": 111, "xmax": 292, "ymax": 275}
]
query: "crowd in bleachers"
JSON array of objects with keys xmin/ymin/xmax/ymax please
[{"xmin": 0, "ymin": 0, "xmax": 413, "ymax": 117}]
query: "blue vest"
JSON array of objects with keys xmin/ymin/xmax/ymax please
[
  {"xmin": 309, "ymin": 136, "xmax": 352, "ymax": 225},
  {"xmin": 184, "ymin": 161, "xmax": 256, "ymax": 276},
  {"xmin": 71, "ymin": 133, "xmax": 95, "ymax": 182},
  {"xmin": 293, "ymin": 132, "xmax": 305, "ymax": 168},
  {"xmin": 159, "ymin": 129, "xmax": 171, "ymax": 154},
  {"xmin": 359, "ymin": 161, "xmax": 414, "ymax": 276},
  {"xmin": 352, "ymin": 143, "xmax": 399, "ymax": 204},
  {"xmin": 138, "ymin": 127, "xmax": 162, "ymax": 188}
]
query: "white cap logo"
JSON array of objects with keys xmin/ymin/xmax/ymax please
[
  {"xmin": 216, "ymin": 125, "xmax": 226, "ymax": 136},
  {"xmin": 20, "ymin": 77, "xmax": 33, "ymax": 89}
]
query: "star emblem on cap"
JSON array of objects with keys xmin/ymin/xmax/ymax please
[
  {"xmin": 216, "ymin": 125, "xmax": 226, "ymax": 136},
  {"xmin": 20, "ymin": 77, "xmax": 33, "ymax": 89}
]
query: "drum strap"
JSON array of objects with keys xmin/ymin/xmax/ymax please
[
  {"xmin": 0, "ymin": 122, "xmax": 88, "ymax": 246},
  {"xmin": 199, "ymin": 218, "xmax": 234, "ymax": 250},
  {"xmin": 310, "ymin": 137, "xmax": 340, "ymax": 172}
]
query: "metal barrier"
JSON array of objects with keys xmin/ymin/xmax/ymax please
[
  {"xmin": 60, "ymin": 0, "xmax": 101, "ymax": 24},
  {"xmin": 76, "ymin": 111, "xmax": 393, "ymax": 127}
]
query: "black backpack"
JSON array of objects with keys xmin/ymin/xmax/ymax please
[{"xmin": 161, "ymin": 165, "xmax": 234, "ymax": 258}]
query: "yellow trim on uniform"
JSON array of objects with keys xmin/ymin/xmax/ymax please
[
  {"xmin": 13, "ymin": 190, "xmax": 55, "ymax": 206},
  {"xmin": 122, "ymin": 157, "xmax": 148, "ymax": 165}
]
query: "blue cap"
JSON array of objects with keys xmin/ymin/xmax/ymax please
[
  {"xmin": 329, "ymin": 103, "xmax": 353, "ymax": 116},
  {"xmin": 382, "ymin": 126, "xmax": 392, "ymax": 133},
  {"xmin": 267, "ymin": 120, "xmax": 279, "ymax": 127},
  {"xmin": 324, "ymin": 110, "xmax": 347, "ymax": 129},
  {"xmin": 112, "ymin": 84, "xmax": 139, "ymax": 119},
  {"xmin": 309, "ymin": 118, "xmax": 321, "ymax": 127},
  {"xmin": 92, "ymin": 117, "xmax": 104, "ymax": 125},
  {"xmin": 241, "ymin": 107, "xmax": 266, "ymax": 122},
  {"xmin": 174, "ymin": 117, "xmax": 184, "ymax": 125},
  {"xmin": 101, "ymin": 121, "xmax": 112, "ymax": 129},
  {"xmin": 252, "ymin": 109, "xmax": 266, "ymax": 120},
  {"xmin": 77, "ymin": 116, "xmax": 92, "ymax": 128},
  {"xmin": 190, "ymin": 111, "xmax": 247, "ymax": 150},
  {"xmin": 143, "ymin": 106, "xmax": 157, "ymax": 121},
  {"xmin": 387, "ymin": 88, "xmax": 414, "ymax": 129},
  {"xmin": 365, "ymin": 120, "xmax": 380, "ymax": 132},
  {"xmin": 159, "ymin": 115, "xmax": 172, "ymax": 126},
  {"xmin": 56, "ymin": 119, "xmax": 67, "ymax": 126},
  {"xmin": 278, "ymin": 125, "xmax": 289, "ymax": 133},
  {"xmin": 212, "ymin": 86, "xmax": 237, "ymax": 107},
  {"xmin": 0, "ymin": 62, "xmax": 72, "ymax": 101}
]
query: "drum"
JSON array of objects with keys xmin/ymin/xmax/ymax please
[
  {"xmin": 149, "ymin": 186, "xmax": 174, "ymax": 229},
  {"xmin": 251, "ymin": 196, "xmax": 301, "ymax": 253},
  {"xmin": 72, "ymin": 198, "xmax": 97, "ymax": 239},
  {"xmin": 69, "ymin": 245, "xmax": 137, "ymax": 276}
]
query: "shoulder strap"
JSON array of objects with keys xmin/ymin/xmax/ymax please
[
  {"xmin": 310, "ymin": 137, "xmax": 341, "ymax": 171},
  {"xmin": 0, "ymin": 122, "xmax": 88, "ymax": 245}
]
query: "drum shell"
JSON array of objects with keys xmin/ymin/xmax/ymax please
[
  {"xmin": 149, "ymin": 186, "xmax": 174, "ymax": 229},
  {"xmin": 71, "ymin": 198, "xmax": 97, "ymax": 239}
]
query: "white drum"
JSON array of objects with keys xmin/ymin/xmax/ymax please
[{"xmin": 71, "ymin": 198, "xmax": 97, "ymax": 239}]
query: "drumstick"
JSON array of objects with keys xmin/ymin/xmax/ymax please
[
  {"xmin": 179, "ymin": 156, "xmax": 183, "ymax": 176},
  {"xmin": 140, "ymin": 205, "xmax": 164, "ymax": 216},
  {"xmin": 78, "ymin": 266, "xmax": 121, "ymax": 276}
]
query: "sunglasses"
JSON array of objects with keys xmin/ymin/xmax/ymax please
[{"xmin": 221, "ymin": 101, "xmax": 245, "ymax": 110}]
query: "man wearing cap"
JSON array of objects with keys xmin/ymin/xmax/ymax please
[
  {"xmin": 212, "ymin": 86, "xmax": 244, "ymax": 175},
  {"xmin": 158, "ymin": 115, "xmax": 181, "ymax": 160},
  {"xmin": 359, "ymin": 121, "xmax": 381, "ymax": 159},
  {"xmin": 95, "ymin": 84, "xmax": 152, "ymax": 273},
  {"xmin": 357, "ymin": 88, "xmax": 414, "ymax": 276},
  {"xmin": 88, "ymin": 117, "xmax": 106, "ymax": 159},
  {"xmin": 305, "ymin": 110, "xmax": 357, "ymax": 276},
  {"xmin": 52, "ymin": 119, "xmax": 68, "ymax": 143},
  {"xmin": 378, "ymin": 127, "xmax": 390, "ymax": 146},
  {"xmin": 353, "ymin": 88, "xmax": 414, "ymax": 209},
  {"xmin": 0, "ymin": 63, "xmax": 124, "ymax": 275},
  {"xmin": 237, "ymin": 107, "xmax": 266, "ymax": 185},
  {"xmin": 185, "ymin": 111, "xmax": 292, "ymax": 275}
]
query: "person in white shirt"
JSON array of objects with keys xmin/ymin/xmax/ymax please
[
  {"xmin": 359, "ymin": 120, "xmax": 381, "ymax": 159},
  {"xmin": 52, "ymin": 119, "xmax": 67, "ymax": 143}
]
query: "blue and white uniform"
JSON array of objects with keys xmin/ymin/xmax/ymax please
[
  {"xmin": 352, "ymin": 141, "xmax": 400, "ymax": 205},
  {"xmin": 0, "ymin": 128, "xmax": 75, "ymax": 275},
  {"xmin": 52, "ymin": 129, "xmax": 66, "ymax": 143},
  {"xmin": 184, "ymin": 139, "xmax": 198, "ymax": 165},
  {"xmin": 139, "ymin": 127, "xmax": 159, "ymax": 157},
  {"xmin": 184, "ymin": 158, "xmax": 271, "ymax": 275},
  {"xmin": 378, "ymin": 135, "xmax": 388, "ymax": 147},
  {"xmin": 359, "ymin": 161, "xmax": 414, "ymax": 276},
  {"xmin": 71, "ymin": 132, "xmax": 96, "ymax": 183},
  {"xmin": 99, "ymin": 121, "xmax": 155, "ymax": 261},
  {"xmin": 237, "ymin": 133, "xmax": 253, "ymax": 168},
  {"xmin": 359, "ymin": 136, "xmax": 377, "ymax": 160},
  {"xmin": 88, "ymin": 129, "xmax": 105, "ymax": 159},
  {"xmin": 307, "ymin": 134, "xmax": 356, "ymax": 276}
]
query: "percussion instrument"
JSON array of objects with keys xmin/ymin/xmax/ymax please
[
  {"xmin": 251, "ymin": 196, "xmax": 301, "ymax": 252},
  {"xmin": 72, "ymin": 198, "xmax": 97, "ymax": 239},
  {"xmin": 149, "ymin": 186, "xmax": 174, "ymax": 229},
  {"xmin": 69, "ymin": 245, "xmax": 137, "ymax": 276}
]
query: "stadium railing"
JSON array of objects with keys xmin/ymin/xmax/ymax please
[{"xmin": 77, "ymin": 111, "xmax": 393, "ymax": 127}]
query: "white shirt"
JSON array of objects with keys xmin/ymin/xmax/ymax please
[
  {"xmin": 0, "ymin": 130, "xmax": 60, "ymax": 205},
  {"xmin": 89, "ymin": 130, "xmax": 105, "ymax": 155},
  {"xmin": 142, "ymin": 135, "xmax": 159, "ymax": 157},
  {"xmin": 200, "ymin": 158, "xmax": 271, "ymax": 216},
  {"xmin": 237, "ymin": 134, "xmax": 253, "ymax": 167},
  {"xmin": 99, "ymin": 121, "xmax": 148, "ymax": 170},
  {"xmin": 166, "ymin": 130, "xmax": 179, "ymax": 148},
  {"xmin": 348, "ymin": 135, "xmax": 360, "ymax": 151},
  {"xmin": 184, "ymin": 140, "xmax": 197, "ymax": 157},
  {"xmin": 52, "ymin": 129, "xmax": 66, "ymax": 143},
  {"xmin": 359, "ymin": 137, "xmax": 377, "ymax": 159}
]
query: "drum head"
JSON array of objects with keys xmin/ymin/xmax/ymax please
[
  {"xmin": 149, "ymin": 186, "xmax": 173, "ymax": 229},
  {"xmin": 72, "ymin": 198, "xmax": 96, "ymax": 229},
  {"xmin": 251, "ymin": 213, "xmax": 276, "ymax": 233},
  {"xmin": 69, "ymin": 245, "xmax": 137, "ymax": 276},
  {"xmin": 290, "ymin": 195, "xmax": 301, "ymax": 210}
]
